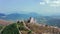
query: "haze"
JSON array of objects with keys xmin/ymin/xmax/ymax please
[{"xmin": 0, "ymin": 0, "xmax": 60, "ymax": 16}]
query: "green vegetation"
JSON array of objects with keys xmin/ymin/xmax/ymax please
[
  {"xmin": 1, "ymin": 23, "xmax": 20, "ymax": 34},
  {"xmin": 0, "ymin": 26, "xmax": 3, "ymax": 30},
  {"xmin": 17, "ymin": 21, "xmax": 27, "ymax": 31},
  {"xmin": 28, "ymin": 30, "xmax": 32, "ymax": 34}
]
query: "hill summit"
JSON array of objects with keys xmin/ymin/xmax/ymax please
[{"xmin": 1, "ymin": 17, "xmax": 60, "ymax": 34}]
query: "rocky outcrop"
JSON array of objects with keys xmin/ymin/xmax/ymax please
[
  {"xmin": 17, "ymin": 17, "xmax": 60, "ymax": 34},
  {"xmin": 27, "ymin": 17, "xmax": 36, "ymax": 23}
]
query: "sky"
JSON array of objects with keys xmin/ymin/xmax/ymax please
[{"xmin": 0, "ymin": 0, "xmax": 60, "ymax": 16}]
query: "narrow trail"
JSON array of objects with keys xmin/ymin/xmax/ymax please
[{"xmin": 0, "ymin": 26, "xmax": 6, "ymax": 34}]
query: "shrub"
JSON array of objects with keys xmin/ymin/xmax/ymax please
[
  {"xmin": 1, "ymin": 23, "xmax": 20, "ymax": 34},
  {"xmin": 0, "ymin": 25, "xmax": 3, "ymax": 30},
  {"xmin": 28, "ymin": 30, "xmax": 32, "ymax": 34}
]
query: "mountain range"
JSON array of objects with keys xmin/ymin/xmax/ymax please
[
  {"xmin": 0, "ymin": 13, "xmax": 60, "ymax": 27},
  {"xmin": 0, "ymin": 13, "xmax": 41, "ymax": 20}
]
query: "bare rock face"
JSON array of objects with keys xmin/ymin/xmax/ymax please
[{"xmin": 27, "ymin": 17, "xmax": 36, "ymax": 23}]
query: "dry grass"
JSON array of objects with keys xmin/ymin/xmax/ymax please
[
  {"xmin": 0, "ymin": 20, "xmax": 13, "ymax": 26},
  {"xmin": 24, "ymin": 23, "xmax": 60, "ymax": 34}
]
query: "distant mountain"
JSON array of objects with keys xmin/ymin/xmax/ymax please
[
  {"xmin": 0, "ymin": 13, "xmax": 40, "ymax": 20},
  {"xmin": 0, "ymin": 13, "xmax": 6, "ymax": 17},
  {"xmin": 5, "ymin": 13, "xmax": 29, "ymax": 20},
  {"xmin": 28, "ymin": 12, "xmax": 42, "ymax": 17},
  {"xmin": 45, "ymin": 17, "xmax": 60, "ymax": 27},
  {"xmin": 28, "ymin": 12, "xmax": 39, "ymax": 16},
  {"xmin": 0, "ymin": 13, "xmax": 60, "ymax": 27},
  {"xmin": 0, "ymin": 13, "xmax": 6, "ymax": 19}
]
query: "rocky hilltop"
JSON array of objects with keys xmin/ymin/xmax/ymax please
[{"xmin": 1, "ymin": 17, "xmax": 60, "ymax": 34}]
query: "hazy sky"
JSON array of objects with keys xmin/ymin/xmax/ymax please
[{"xmin": 0, "ymin": 0, "xmax": 60, "ymax": 16}]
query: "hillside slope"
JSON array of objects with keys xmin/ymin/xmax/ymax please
[{"xmin": 1, "ymin": 20, "xmax": 60, "ymax": 34}]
